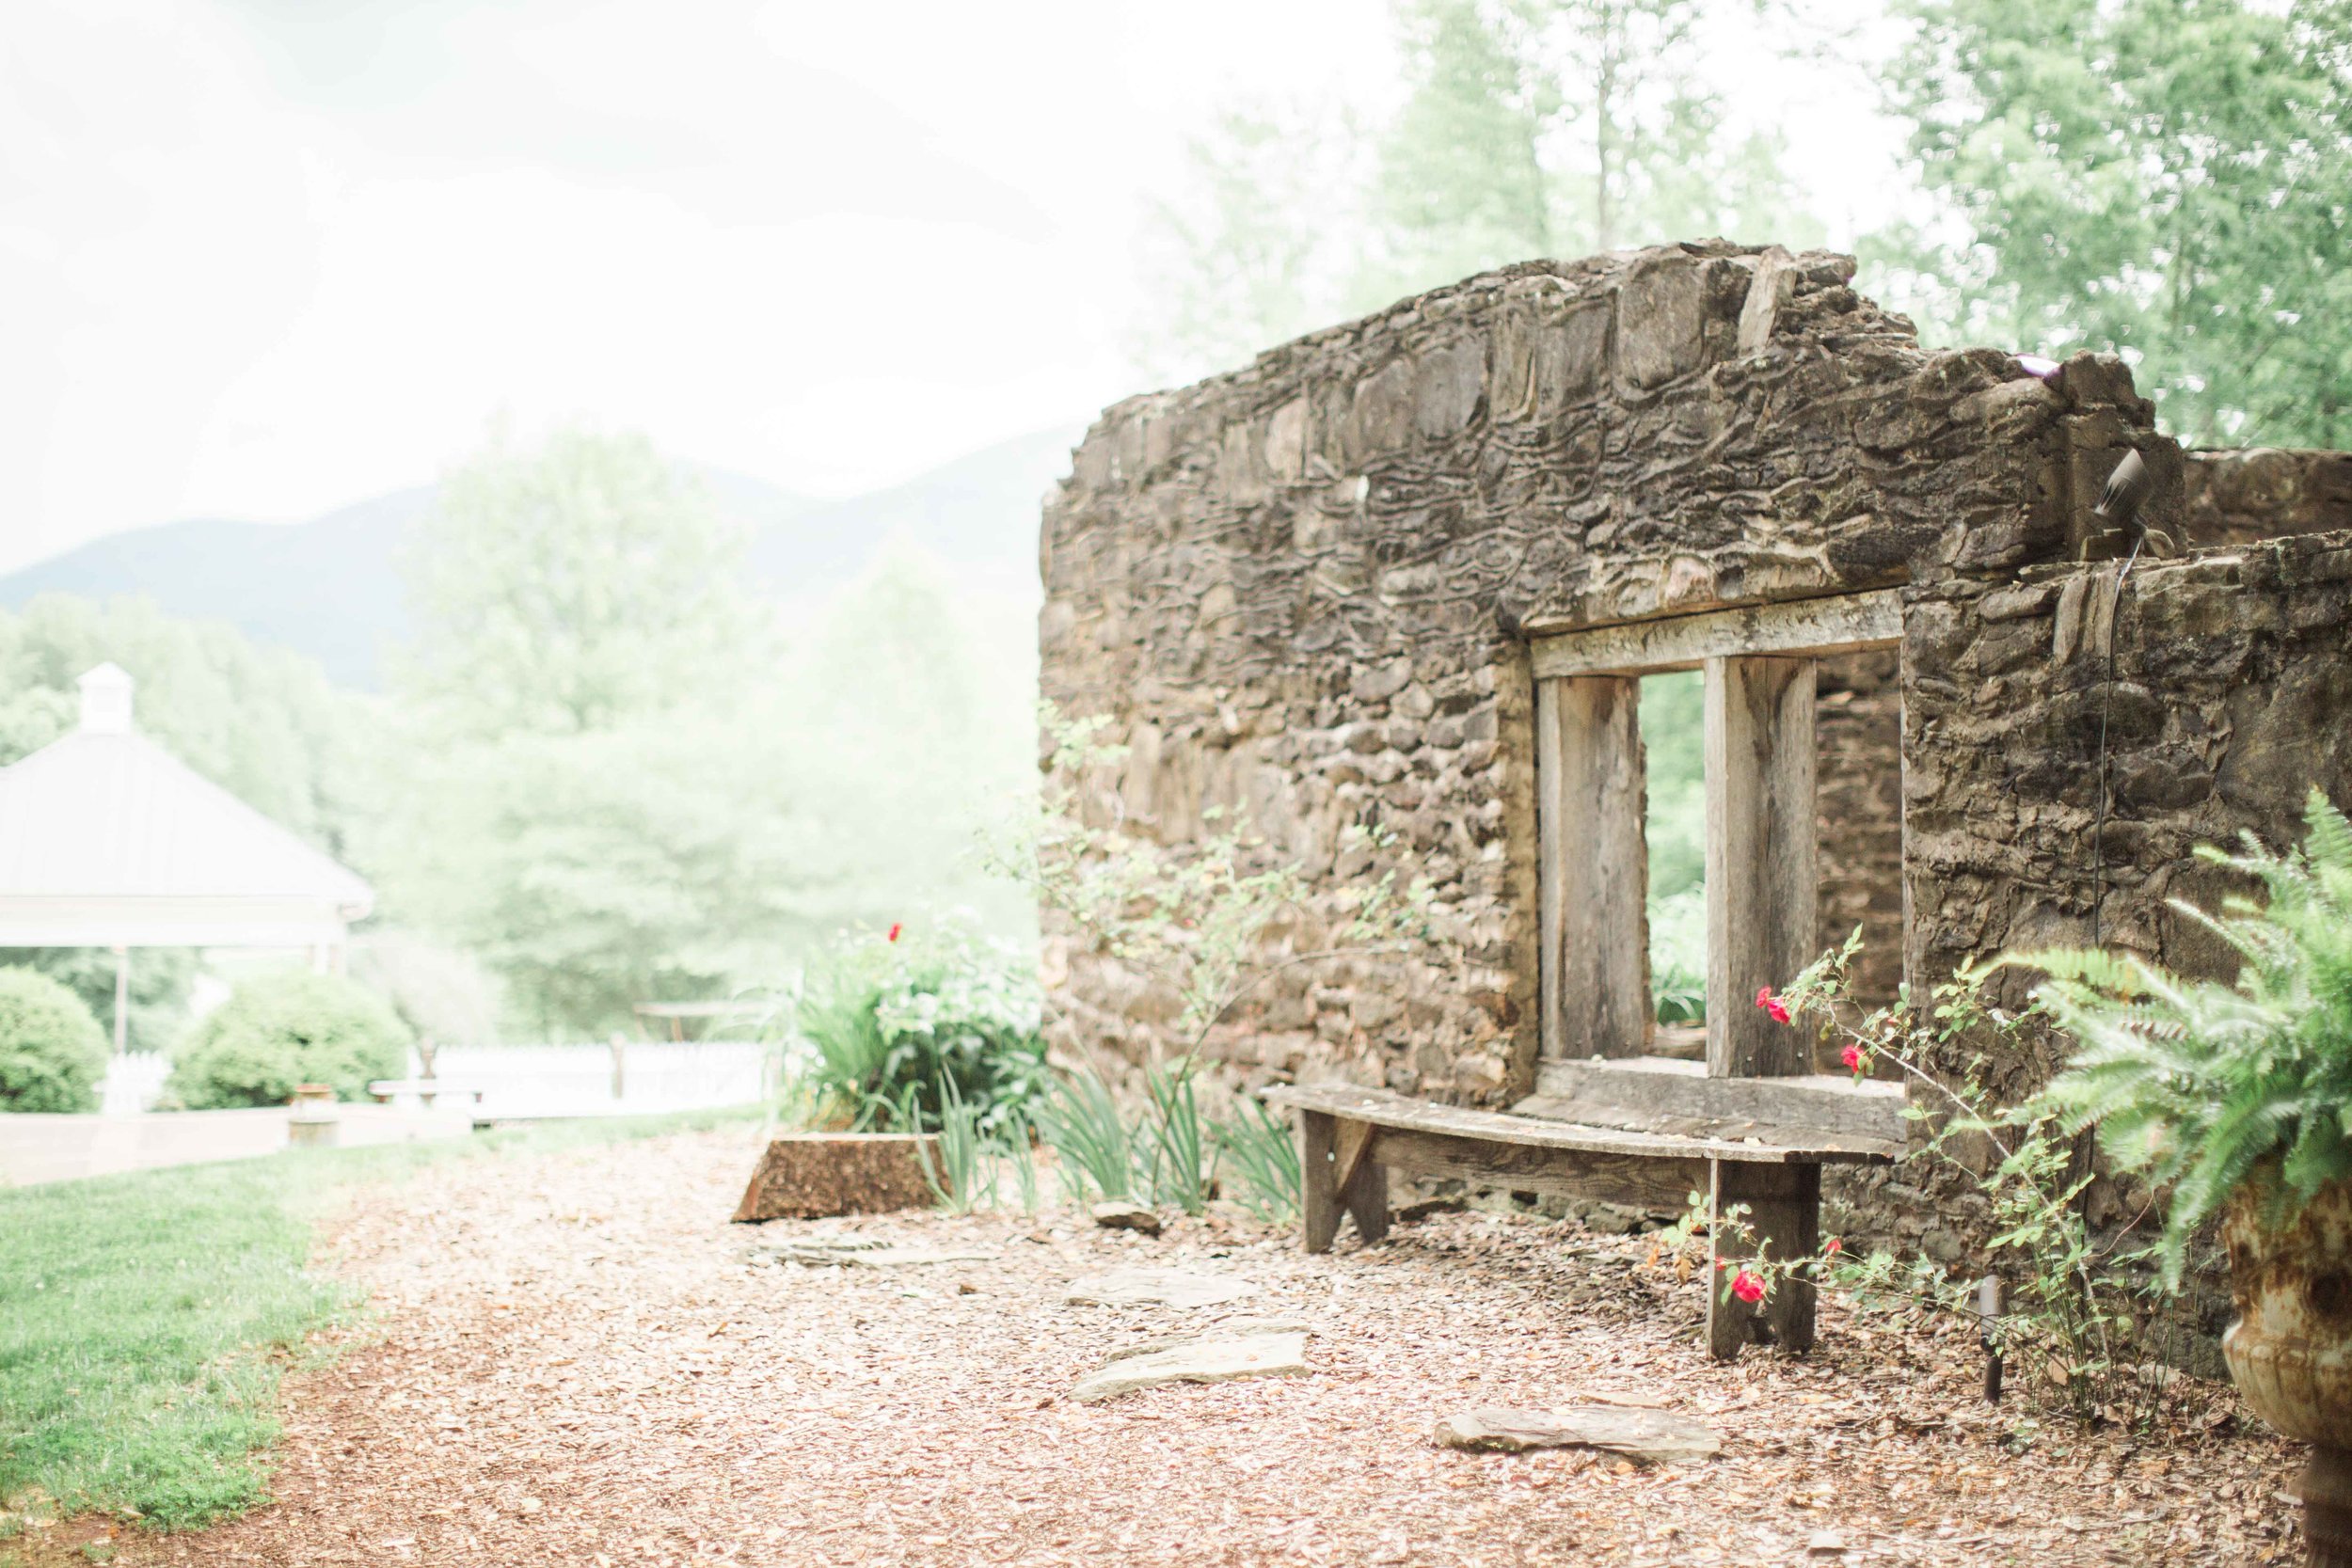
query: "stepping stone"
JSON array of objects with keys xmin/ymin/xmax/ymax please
[
  {"xmin": 1070, "ymin": 1331, "xmax": 1310, "ymax": 1403},
  {"xmin": 1063, "ymin": 1267, "xmax": 1256, "ymax": 1308},
  {"xmin": 1089, "ymin": 1199, "xmax": 1162, "ymax": 1234},
  {"xmin": 1100, "ymin": 1319, "xmax": 1315, "ymax": 1363},
  {"xmin": 748, "ymin": 1240, "xmax": 993, "ymax": 1269},
  {"xmin": 1431, "ymin": 1406, "xmax": 1723, "ymax": 1465}
]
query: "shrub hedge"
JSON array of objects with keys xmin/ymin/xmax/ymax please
[
  {"xmin": 0, "ymin": 965, "xmax": 110, "ymax": 1114},
  {"xmin": 170, "ymin": 972, "xmax": 411, "ymax": 1109}
]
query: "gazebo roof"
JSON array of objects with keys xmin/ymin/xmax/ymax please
[{"xmin": 0, "ymin": 664, "xmax": 374, "ymax": 947}]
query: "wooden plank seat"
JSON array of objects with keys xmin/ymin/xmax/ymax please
[{"xmin": 1263, "ymin": 1062, "xmax": 1906, "ymax": 1359}]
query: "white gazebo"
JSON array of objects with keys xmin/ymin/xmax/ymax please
[{"xmin": 0, "ymin": 664, "xmax": 375, "ymax": 1051}]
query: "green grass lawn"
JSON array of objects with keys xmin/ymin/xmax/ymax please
[{"xmin": 0, "ymin": 1105, "xmax": 763, "ymax": 1535}]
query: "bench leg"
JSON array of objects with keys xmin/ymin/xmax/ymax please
[
  {"xmin": 1339, "ymin": 1125, "xmax": 1390, "ymax": 1245},
  {"xmin": 1707, "ymin": 1161, "xmax": 1820, "ymax": 1360},
  {"xmin": 1299, "ymin": 1111, "xmax": 1390, "ymax": 1250},
  {"xmin": 1300, "ymin": 1110, "xmax": 1343, "ymax": 1253}
]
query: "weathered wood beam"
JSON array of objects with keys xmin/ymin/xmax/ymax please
[
  {"xmin": 1529, "ymin": 1056, "xmax": 1907, "ymax": 1147},
  {"xmin": 1530, "ymin": 591, "xmax": 1901, "ymax": 679},
  {"xmin": 1341, "ymin": 1147, "xmax": 1390, "ymax": 1244},
  {"xmin": 1366, "ymin": 1126, "xmax": 1708, "ymax": 1215},
  {"xmin": 1299, "ymin": 1108, "xmax": 1342, "ymax": 1254},
  {"xmin": 1707, "ymin": 1161, "xmax": 1820, "ymax": 1359},
  {"xmin": 1706, "ymin": 655, "xmax": 1817, "ymax": 1079},
  {"xmin": 1535, "ymin": 674, "xmax": 1651, "ymax": 1062},
  {"xmin": 1262, "ymin": 1084, "xmax": 1888, "ymax": 1165}
]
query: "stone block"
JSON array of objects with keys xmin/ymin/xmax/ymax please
[
  {"xmin": 1736, "ymin": 245, "xmax": 1796, "ymax": 356},
  {"xmin": 1414, "ymin": 336, "xmax": 1486, "ymax": 440},
  {"xmin": 1614, "ymin": 254, "xmax": 1708, "ymax": 391},
  {"xmin": 730, "ymin": 1133, "xmax": 941, "ymax": 1222},
  {"xmin": 1348, "ymin": 356, "xmax": 1418, "ymax": 458}
]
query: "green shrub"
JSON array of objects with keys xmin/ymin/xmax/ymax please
[
  {"xmin": 2031, "ymin": 786, "xmax": 2352, "ymax": 1284},
  {"xmin": 1648, "ymin": 886, "xmax": 1708, "ymax": 1024},
  {"xmin": 170, "ymin": 972, "xmax": 411, "ymax": 1109},
  {"xmin": 789, "ymin": 921, "xmax": 1045, "ymax": 1132},
  {"xmin": 0, "ymin": 965, "xmax": 109, "ymax": 1113}
]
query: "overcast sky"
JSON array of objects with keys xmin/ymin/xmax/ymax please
[{"xmin": 0, "ymin": 0, "xmax": 1903, "ymax": 575}]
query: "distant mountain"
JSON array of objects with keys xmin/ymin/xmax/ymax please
[
  {"xmin": 0, "ymin": 426, "xmax": 1082, "ymax": 688},
  {"xmin": 747, "ymin": 425, "xmax": 1079, "ymax": 599},
  {"xmin": 0, "ymin": 489, "xmax": 436, "ymax": 689}
]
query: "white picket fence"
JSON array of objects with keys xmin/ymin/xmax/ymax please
[
  {"xmin": 98, "ymin": 1040, "xmax": 775, "ymax": 1118},
  {"xmin": 398, "ymin": 1040, "xmax": 773, "ymax": 1118},
  {"xmin": 101, "ymin": 1052, "xmax": 172, "ymax": 1115}
]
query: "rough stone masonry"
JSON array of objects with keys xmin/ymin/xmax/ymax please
[{"xmin": 1036, "ymin": 239, "xmax": 2352, "ymax": 1253}]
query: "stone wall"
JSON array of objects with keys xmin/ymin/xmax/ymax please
[
  {"xmin": 1814, "ymin": 651, "xmax": 1903, "ymax": 1007},
  {"xmin": 1825, "ymin": 527, "xmax": 2352, "ymax": 1288},
  {"xmin": 1039, "ymin": 241, "xmax": 2173, "ymax": 1101},
  {"xmin": 2182, "ymin": 448, "xmax": 2352, "ymax": 549},
  {"xmin": 1902, "ymin": 527, "xmax": 2352, "ymax": 1025},
  {"xmin": 1041, "ymin": 239, "xmax": 2352, "ymax": 1318}
]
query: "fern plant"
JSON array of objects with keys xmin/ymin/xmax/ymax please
[{"xmin": 2027, "ymin": 786, "xmax": 2352, "ymax": 1285}]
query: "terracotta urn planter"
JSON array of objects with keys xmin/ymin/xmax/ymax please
[{"xmin": 2223, "ymin": 1173, "xmax": 2352, "ymax": 1567}]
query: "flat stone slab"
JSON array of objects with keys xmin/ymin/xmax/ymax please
[
  {"xmin": 1099, "ymin": 1319, "xmax": 1315, "ymax": 1363},
  {"xmin": 1062, "ymin": 1268, "xmax": 1256, "ymax": 1309},
  {"xmin": 1432, "ymin": 1406, "xmax": 1723, "ymax": 1465},
  {"xmin": 732, "ymin": 1134, "xmax": 940, "ymax": 1222},
  {"xmin": 747, "ymin": 1239, "xmax": 993, "ymax": 1269},
  {"xmin": 1070, "ymin": 1331, "xmax": 1310, "ymax": 1403},
  {"xmin": 1089, "ymin": 1199, "xmax": 1162, "ymax": 1234}
]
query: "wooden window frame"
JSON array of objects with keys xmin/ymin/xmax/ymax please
[{"xmin": 1530, "ymin": 591, "xmax": 1902, "ymax": 1079}]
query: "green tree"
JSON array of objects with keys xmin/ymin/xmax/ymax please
[
  {"xmin": 1371, "ymin": 0, "xmax": 1820, "ymax": 297},
  {"xmin": 1130, "ymin": 101, "xmax": 1370, "ymax": 380},
  {"xmin": 1133, "ymin": 0, "xmax": 1820, "ymax": 376},
  {"xmin": 1369, "ymin": 0, "xmax": 1560, "ymax": 295},
  {"xmin": 398, "ymin": 425, "xmax": 763, "ymax": 737},
  {"xmin": 1873, "ymin": 0, "xmax": 2352, "ymax": 447},
  {"xmin": 780, "ymin": 547, "xmax": 1039, "ymax": 942},
  {"xmin": 379, "ymin": 712, "xmax": 824, "ymax": 1036},
  {"xmin": 0, "ymin": 594, "xmax": 369, "ymax": 856}
]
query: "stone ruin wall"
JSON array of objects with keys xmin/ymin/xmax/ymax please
[
  {"xmin": 1040, "ymin": 241, "xmax": 2352, "ymax": 1294},
  {"xmin": 2181, "ymin": 447, "xmax": 2352, "ymax": 549},
  {"xmin": 1827, "ymin": 528, "xmax": 2352, "ymax": 1323},
  {"xmin": 1039, "ymin": 240, "xmax": 2172, "ymax": 1105}
]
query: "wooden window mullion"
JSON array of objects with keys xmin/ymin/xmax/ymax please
[
  {"xmin": 1536, "ymin": 674, "xmax": 1651, "ymax": 1061},
  {"xmin": 1704, "ymin": 655, "xmax": 1818, "ymax": 1079}
]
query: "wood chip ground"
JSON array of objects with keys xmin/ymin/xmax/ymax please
[{"xmin": 106, "ymin": 1126, "xmax": 2306, "ymax": 1566}]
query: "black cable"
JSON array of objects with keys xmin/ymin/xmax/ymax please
[{"xmin": 2089, "ymin": 534, "xmax": 2146, "ymax": 948}]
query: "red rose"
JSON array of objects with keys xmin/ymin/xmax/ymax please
[
  {"xmin": 886, "ymin": 923, "xmax": 903, "ymax": 943},
  {"xmin": 1824, "ymin": 1237, "xmax": 1843, "ymax": 1256},
  {"xmin": 1840, "ymin": 1042, "xmax": 1864, "ymax": 1074},
  {"xmin": 1756, "ymin": 987, "xmax": 1791, "ymax": 1024},
  {"xmin": 1730, "ymin": 1270, "xmax": 1767, "ymax": 1305}
]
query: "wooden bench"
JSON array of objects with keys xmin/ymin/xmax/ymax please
[{"xmin": 1263, "ymin": 1057, "xmax": 1905, "ymax": 1359}]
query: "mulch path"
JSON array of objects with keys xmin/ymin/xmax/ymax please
[{"xmin": 112, "ymin": 1126, "xmax": 2305, "ymax": 1567}]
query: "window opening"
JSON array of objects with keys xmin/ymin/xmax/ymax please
[{"xmin": 1641, "ymin": 670, "xmax": 1707, "ymax": 1054}]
